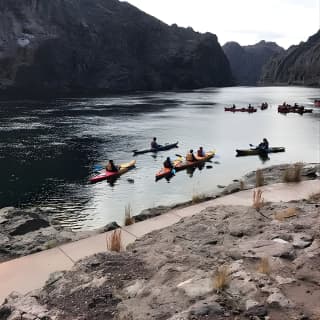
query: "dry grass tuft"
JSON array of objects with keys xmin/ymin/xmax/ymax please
[
  {"xmin": 283, "ymin": 162, "xmax": 303, "ymax": 183},
  {"xmin": 106, "ymin": 229, "xmax": 123, "ymax": 252},
  {"xmin": 255, "ymin": 169, "xmax": 265, "ymax": 187},
  {"xmin": 192, "ymin": 192, "xmax": 206, "ymax": 204},
  {"xmin": 213, "ymin": 266, "xmax": 229, "ymax": 292},
  {"xmin": 257, "ymin": 257, "xmax": 271, "ymax": 274},
  {"xmin": 309, "ymin": 192, "xmax": 320, "ymax": 202},
  {"xmin": 124, "ymin": 204, "xmax": 135, "ymax": 226},
  {"xmin": 252, "ymin": 189, "xmax": 264, "ymax": 210},
  {"xmin": 274, "ymin": 207, "xmax": 298, "ymax": 221},
  {"xmin": 45, "ymin": 239, "xmax": 58, "ymax": 250}
]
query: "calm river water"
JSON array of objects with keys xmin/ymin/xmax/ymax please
[{"xmin": 0, "ymin": 86, "xmax": 319, "ymax": 230}]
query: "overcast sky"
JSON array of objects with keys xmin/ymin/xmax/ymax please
[{"xmin": 123, "ymin": 0, "xmax": 319, "ymax": 49}]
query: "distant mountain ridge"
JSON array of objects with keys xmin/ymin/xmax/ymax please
[
  {"xmin": 260, "ymin": 30, "xmax": 320, "ymax": 86},
  {"xmin": 223, "ymin": 40, "xmax": 284, "ymax": 85},
  {"xmin": 0, "ymin": 0, "xmax": 233, "ymax": 98}
]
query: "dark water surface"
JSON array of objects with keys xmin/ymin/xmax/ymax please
[{"xmin": 0, "ymin": 86, "xmax": 319, "ymax": 230}]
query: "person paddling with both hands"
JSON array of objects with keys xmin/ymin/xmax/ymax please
[
  {"xmin": 258, "ymin": 138, "xmax": 269, "ymax": 151},
  {"xmin": 250, "ymin": 138, "xmax": 269, "ymax": 152}
]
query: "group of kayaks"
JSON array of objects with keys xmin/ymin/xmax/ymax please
[
  {"xmin": 89, "ymin": 142, "xmax": 180, "ymax": 183},
  {"xmin": 226, "ymin": 102, "xmax": 316, "ymax": 115},
  {"xmin": 90, "ymin": 140, "xmax": 286, "ymax": 183},
  {"xmin": 155, "ymin": 151, "xmax": 215, "ymax": 181},
  {"xmin": 225, "ymin": 103, "xmax": 268, "ymax": 113},
  {"xmin": 278, "ymin": 104, "xmax": 313, "ymax": 114}
]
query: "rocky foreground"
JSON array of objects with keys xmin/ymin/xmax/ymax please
[{"xmin": 1, "ymin": 188, "xmax": 320, "ymax": 319}]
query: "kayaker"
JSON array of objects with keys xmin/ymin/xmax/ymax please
[
  {"xmin": 163, "ymin": 157, "xmax": 174, "ymax": 169},
  {"xmin": 151, "ymin": 137, "xmax": 161, "ymax": 149},
  {"xmin": 106, "ymin": 160, "xmax": 118, "ymax": 172},
  {"xmin": 197, "ymin": 146, "xmax": 205, "ymax": 157},
  {"xmin": 258, "ymin": 138, "xmax": 269, "ymax": 151},
  {"xmin": 186, "ymin": 149, "xmax": 197, "ymax": 162}
]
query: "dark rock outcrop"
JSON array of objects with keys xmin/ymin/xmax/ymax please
[
  {"xmin": 0, "ymin": 0, "xmax": 233, "ymax": 98},
  {"xmin": 223, "ymin": 40, "xmax": 284, "ymax": 85},
  {"xmin": 0, "ymin": 206, "xmax": 103, "ymax": 262},
  {"xmin": 260, "ymin": 30, "xmax": 320, "ymax": 86}
]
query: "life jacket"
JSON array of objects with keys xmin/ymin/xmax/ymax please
[
  {"xmin": 106, "ymin": 163, "xmax": 117, "ymax": 172},
  {"xmin": 163, "ymin": 160, "xmax": 172, "ymax": 169},
  {"xmin": 151, "ymin": 141, "xmax": 158, "ymax": 149},
  {"xmin": 197, "ymin": 150, "xmax": 204, "ymax": 157},
  {"xmin": 186, "ymin": 153, "xmax": 195, "ymax": 161}
]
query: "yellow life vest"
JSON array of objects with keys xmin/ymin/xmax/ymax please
[{"xmin": 186, "ymin": 153, "xmax": 194, "ymax": 161}]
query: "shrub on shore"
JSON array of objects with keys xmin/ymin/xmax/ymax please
[
  {"xmin": 106, "ymin": 229, "xmax": 123, "ymax": 252},
  {"xmin": 124, "ymin": 204, "xmax": 135, "ymax": 226},
  {"xmin": 213, "ymin": 266, "xmax": 229, "ymax": 292},
  {"xmin": 252, "ymin": 189, "xmax": 264, "ymax": 210},
  {"xmin": 283, "ymin": 162, "xmax": 303, "ymax": 183},
  {"xmin": 192, "ymin": 192, "xmax": 207, "ymax": 204},
  {"xmin": 255, "ymin": 169, "xmax": 264, "ymax": 187},
  {"xmin": 257, "ymin": 257, "xmax": 271, "ymax": 274},
  {"xmin": 274, "ymin": 207, "xmax": 297, "ymax": 221}
]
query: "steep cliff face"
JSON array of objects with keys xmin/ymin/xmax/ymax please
[
  {"xmin": 0, "ymin": 0, "xmax": 233, "ymax": 97},
  {"xmin": 223, "ymin": 41, "xmax": 284, "ymax": 85},
  {"xmin": 260, "ymin": 30, "xmax": 320, "ymax": 86}
]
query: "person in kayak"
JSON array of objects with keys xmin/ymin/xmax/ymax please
[
  {"xmin": 197, "ymin": 146, "xmax": 205, "ymax": 157},
  {"xmin": 186, "ymin": 149, "xmax": 197, "ymax": 161},
  {"xmin": 151, "ymin": 137, "xmax": 161, "ymax": 149},
  {"xmin": 163, "ymin": 157, "xmax": 174, "ymax": 169},
  {"xmin": 258, "ymin": 138, "xmax": 269, "ymax": 151},
  {"xmin": 106, "ymin": 160, "xmax": 118, "ymax": 172}
]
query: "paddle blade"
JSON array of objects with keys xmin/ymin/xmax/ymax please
[{"xmin": 93, "ymin": 164, "xmax": 104, "ymax": 171}]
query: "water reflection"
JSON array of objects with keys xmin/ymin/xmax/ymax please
[{"xmin": 0, "ymin": 86, "xmax": 319, "ymax": 230}]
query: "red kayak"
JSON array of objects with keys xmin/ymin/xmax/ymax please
[
  {"xmin": 90, "ymin": 160, "xmax": 136, "ymax": 183},
  {"xmin": 155, "ymin": 151, "xmax": 215, "ymax": 180}
]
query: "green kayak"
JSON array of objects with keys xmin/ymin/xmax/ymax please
[{"xmin": 236, "ymin": 147, "xmax": 285, "ymax": 156}]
